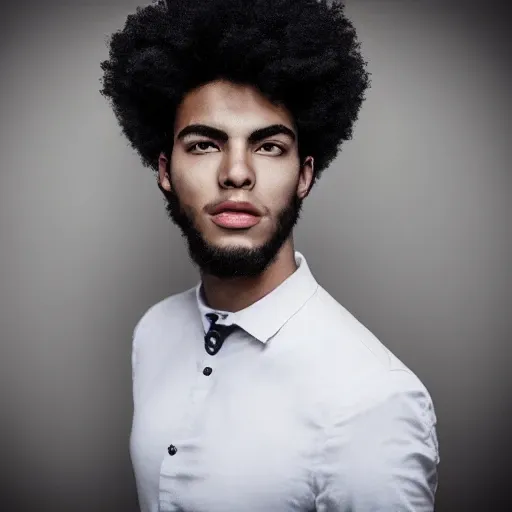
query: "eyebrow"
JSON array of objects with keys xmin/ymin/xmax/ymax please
[{"xmin": 175, "ymin": 123, "xmax": 296, "ymax": 144}]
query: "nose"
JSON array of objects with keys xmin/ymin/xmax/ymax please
[{"xmin": 218, "ymin": 144, "xmax": 255, "ymax": 190}]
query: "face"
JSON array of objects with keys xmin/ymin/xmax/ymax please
[{"xmin": 158, "ymin": 79, "xmax": 314, "ymax": 279}]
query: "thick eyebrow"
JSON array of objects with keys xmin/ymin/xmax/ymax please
[{"xmin": 175, "ymin": 123, "xmax": 296, "ymax": 144}]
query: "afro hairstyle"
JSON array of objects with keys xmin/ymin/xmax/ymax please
[{"xmin": 99, "ymin": 0, "xmax": 370, "ymax": 189}]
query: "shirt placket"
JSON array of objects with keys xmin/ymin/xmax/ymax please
[{"xmin": 158, "ymin": 315, "xmax": 234, "ymax": 511}]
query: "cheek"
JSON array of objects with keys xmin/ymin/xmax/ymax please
[
  {"xmin": 171, "ymin": 167, "xmax": 212, "ymax": 210},
  {"xmin": 177, "ymin": 185, "xmax": 209, "ymax": 217},
  {"xmin": 258, "ymin": 174, "xmax": 299, "ymax": 210}
]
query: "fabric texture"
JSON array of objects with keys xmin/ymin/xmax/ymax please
[{"xmin": 130, "ymin": 251, "xmax": 439, "ymax": 511}]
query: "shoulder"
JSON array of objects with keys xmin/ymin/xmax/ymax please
[
  {"xmin": 132, "ymin": 285, "xmax": 197, "ymax": 346},
  {"xmin": 303, "ymin": 287, "xmax": 437, "ymax": 429},
  {"xmin": 301, "ymin": 286, "xmax": 406, "ymax": 378},
  {"xmin": 350, "ymin": 367, "xmax": 438, "ymax": 432}
]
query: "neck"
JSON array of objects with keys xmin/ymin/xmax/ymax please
[{"xmin": 200, "ymin": 240, "xmax": 298, "ymax": 312}]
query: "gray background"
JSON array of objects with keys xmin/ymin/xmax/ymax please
[{"xmin": 1, "ymin": 0, "xmax": 510, "ymax": 510}]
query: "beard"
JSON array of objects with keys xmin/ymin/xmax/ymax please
[{"xmin": 159, "ymin": 179, "xmax": 304, "ymax": 279}]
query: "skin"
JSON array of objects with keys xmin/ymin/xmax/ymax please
[{"xmin": 158, "ymin": 79, "xmax": 314, "ymax": 312}]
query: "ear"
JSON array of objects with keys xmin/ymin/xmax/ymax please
[
  {"xmin": 297, "ymin": 156, "xmax": 314, "ymax": 199},
  {"xmin": 158, "ymin": 152, "xmax": 172, "ymax": 192}
]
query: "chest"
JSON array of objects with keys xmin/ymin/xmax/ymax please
[{"xmin": 131, "ymin": 341, "xmax": 321, "ymax": 511}]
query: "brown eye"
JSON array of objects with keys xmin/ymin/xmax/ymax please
[
  {"xmin": 258, "ymin": 143, "xmax": 284, "ymax": 155},
  {"xmin": 188, "ymin": 141, "xmax": 218, "ymax": 153}
]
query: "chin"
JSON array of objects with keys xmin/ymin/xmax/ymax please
[{"xmin": 205, "ymin": 237, "xmax": 269, "ymax": 256}]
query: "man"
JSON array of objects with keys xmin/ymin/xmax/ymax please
[{"xmin": 100, "ymin": 0, "xmax": 440, "ymax": 510}]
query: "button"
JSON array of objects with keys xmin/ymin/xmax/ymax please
[
  {"xmin": 168, "ymin": 445, "xmax": 177, "ymax": 456},
  {"xmin": 206, "ymin": 331, "xmax": 220, "ymax": 348},
  {"xmin": 203, "ymin": 367, "xmax": 212, "ymax": 376}
]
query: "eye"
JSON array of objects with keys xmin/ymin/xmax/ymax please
[
  {"xmin": 257, "ymin": 143, "xmax": 285, "ymax": 155},
  {"xmin": 187, "ymin": 141, "xmax": 219, "ymax": 153}
]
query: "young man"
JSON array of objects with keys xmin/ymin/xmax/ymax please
[{"xmin": 100, "ymin": 1, "xmax": 439, "ymax": 510}]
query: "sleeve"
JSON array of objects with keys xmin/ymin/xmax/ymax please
[
  {"xmin": 314, "ymin": 369, "xmax": 440, "ymax": 511},
  {"xmin": 131, "ymin": 315, "xmax": 145, "ymax": 408},
  {"xmin": 131, "ymin": 319, "xmax": 141, "ymax": 383}
]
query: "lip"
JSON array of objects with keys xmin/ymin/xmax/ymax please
[
  {"xmin": 211, "ymin": 211, "xmax": 262, "ymax": 229},
  {"xmin": 211, "ymin": 200, "xmax": 261, "ymax": 216}
]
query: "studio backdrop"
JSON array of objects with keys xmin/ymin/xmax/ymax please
[{"xmin": 0, "ymin": 0, "xmax": 510, "ymax": 511}]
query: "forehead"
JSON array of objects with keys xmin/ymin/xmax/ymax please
[{"xmin": 174, "ymin": 80, "xmax": 295, "ymax": 136}]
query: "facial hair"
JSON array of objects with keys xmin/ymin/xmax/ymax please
[{"xmin": 158, "ymin": 177, "xmax": 304, "ymax": 279}]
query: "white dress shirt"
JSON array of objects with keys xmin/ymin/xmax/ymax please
[{"xmin": 130, "ymin": 251, "xmax": 440, "ymax": 512}]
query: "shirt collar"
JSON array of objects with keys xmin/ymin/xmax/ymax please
[{"xmin": 195, "ymin": 250, "xmax": 319, "ymax": 344}]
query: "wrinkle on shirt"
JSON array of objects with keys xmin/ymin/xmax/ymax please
[{"xmin": 130, "ymin": 251, "xmax": 440, "ymax": 512}]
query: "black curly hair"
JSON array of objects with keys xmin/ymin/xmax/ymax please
[{"xmin": 99, "ymin": 0, "xmax": 370, "ymax": 189}]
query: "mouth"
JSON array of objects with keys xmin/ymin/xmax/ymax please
[{"xmin": 210, "ymin": 211, "xmax": 262, "ymax": 229}]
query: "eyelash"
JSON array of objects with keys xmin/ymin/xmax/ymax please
[{"xmin": 187, "ymin": 141, "xmax": 286, "ymax": 155}]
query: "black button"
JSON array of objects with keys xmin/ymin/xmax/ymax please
[
  {"xmin": 203, "ymin": 367, "xmax": 212, "ymax": 376},
  {"xmin": 206, "ymin": 331, "xmax": 220, "ymax": 348},
  {"xmin": 168, "ymin": 445, "xmax": 177, "ymax": 456}
]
